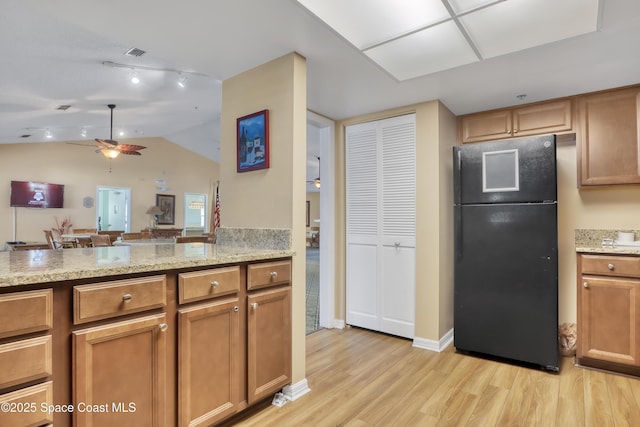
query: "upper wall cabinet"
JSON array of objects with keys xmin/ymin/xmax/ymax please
[
  {"xmin": 577, "ymin": 86, "xmax": 640, "ymax": 187},
  {"xmin": 458, "ymin": 99, "xmax": 573, "ymax": 144}
]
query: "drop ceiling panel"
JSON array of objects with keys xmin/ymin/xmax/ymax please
[
  {"xmin": 364, "ymin": 21, "xmax": 478, "ymax": 81},
  {"xmin": 298, "ymin": 0, "xmax": 451, "ymax": 49},
  {"xmin": 460, "ymin": 0, "xmax": 600, "ymax": 59}
]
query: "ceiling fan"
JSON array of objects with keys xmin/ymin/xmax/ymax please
[
  {"xmin": 94, "ymin": 104, "xmax": 146, "ymax": 158},
  {"xmin": 307, "ymin": 156, "xmax": 320, "ymax": 189}
]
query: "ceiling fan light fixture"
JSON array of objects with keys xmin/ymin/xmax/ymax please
[
  {"xmin": 314, "ymin": 178, "xmax": 321, "ymax": 189},
  {"xmin": 102, "ymin": 149, "xmax": 120, "ymax": 159}
]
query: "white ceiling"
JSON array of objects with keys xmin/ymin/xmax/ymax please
[{"xmin": 1, "ymin": 0, "xmax": 640, "ymax": 189}]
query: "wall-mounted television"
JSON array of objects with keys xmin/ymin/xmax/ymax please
[{"xmin": 10, "ymin": 181, "xmax": 64, "ymax": 208}]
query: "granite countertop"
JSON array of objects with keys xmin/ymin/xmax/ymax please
[
  {"xmin": 0, "ymin": 243, "xmax": 294, "ymax": 288},
  {"xmin": 575, "ymin": 228, "xmax": 640, "ymax": 255}
]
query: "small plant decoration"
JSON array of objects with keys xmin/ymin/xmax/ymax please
[{"xmin": 52, "ymin": 216, "xmax": 72, "ymax": 240}]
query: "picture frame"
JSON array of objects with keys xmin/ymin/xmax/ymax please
[
  {"xmin": 156, "ymin": 194, "xmax": 175, "ymax": 225},
  {"xmin": 237, "ymin": 109, "xmax": 270, "ymax": 172}
]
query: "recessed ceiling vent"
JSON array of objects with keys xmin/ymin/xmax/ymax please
[
  {"xmin": 125, "ymin": 47, "xmax": 146, "ymax": 57},
  {"xmin": 57, "ymin": 105, "xmax": 71, "ymax": 111}
]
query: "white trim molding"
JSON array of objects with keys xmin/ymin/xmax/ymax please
[
  {"xmin": 282, "ymin": 378, "xmax": 311, "ymax": 401},
  {"xmin": 412, "ymin": 328, "xmax": 454, "ymax": 352},
  {"xmin": 333, "ymin": 319, "xmax": 345, "ymax": 330}
]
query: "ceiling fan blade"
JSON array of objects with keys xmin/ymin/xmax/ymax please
[
  {"xmin": 66, "ymin": 142, "xmax": 98, "ymax": 147},
  {"xmin": 96, "ymin": 138, "xmax": 118, "ymax": 147},
  {"xmin": 119, "ymin": 150, "xmax": 142, "ymax": 156},
  {"xmin": 117, "ymin": 144, "xmax": 146, "ymax": 151}
]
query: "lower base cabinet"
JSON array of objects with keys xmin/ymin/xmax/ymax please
[
  {"xmin": 578, "ymin": 254, "xmax": 640, "ymax": 372},
  {"xmin": 178, "ymin": 298, "xmax": 240, "ymax": 427},
  {"xmin": 72, "ymin": 313, "xmax": 167, "ymax": 427},
  {"xmin": 247, "ymin": 287, "xmax": 292, "ymax": 404},
  {"xmin": 0, "ymin": 381, "xmax": 53, "ymax": 427}
]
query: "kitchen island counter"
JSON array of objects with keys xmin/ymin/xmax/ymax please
[{"xmin": 0, "ymin": 243, "xmax": 294, "ymax": 288}]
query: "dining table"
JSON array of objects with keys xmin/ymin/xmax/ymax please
[
  {"xmin": 112, "ymin": 238, "xmax": 176, "ymax": 246},
  {"xmin": 61, "ymin": 233, "xmax": 93, "ymax": 248}
]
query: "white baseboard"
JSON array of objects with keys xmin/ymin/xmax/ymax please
[
  {"xmin": 282, "ymin": 378, "xmax": 311, "ymax": 401},
  {"xmin": 412, "ymin": 328, "xmax": 454, "ymax": 353},
  {"xmin": 333, "ymin": 319, "xmax": 345, "ymax": 329}
]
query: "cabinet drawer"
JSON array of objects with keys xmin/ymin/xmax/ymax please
[
  {"xmin": 178, "ymin": 266, "xmax": 240, "ymax": 304},
  {"xmin": 581, "ymin": 254, "xmax": 640, "ymax": 277},
  {"xmin": 0, "ymin": 335, "xmax": 52, "ymax": 389},
  {"xmin": 0, "ymin": 289, "xmax": 53, "ymax": 339},
  {"xmin": 74, "ymin": 275, "xmax": 166, "ymax": 324},
  {"xmin": 247, "ymin": 260, "xmax": 291, "ymax": 290},
  {"xmin": 0, "ymin": 381, "xmax": 53, "ymax": 427}
]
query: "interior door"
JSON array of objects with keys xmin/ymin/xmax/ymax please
[{"xmin": 96, "ymin": 186, "xmax": 131, "ymax": 232}]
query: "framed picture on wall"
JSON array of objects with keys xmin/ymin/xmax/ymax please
[
  {"xmin": 156, "ymin": 194, "xmax": 175, "ymax": 225},
  {"xmin": 237, "ymin": 109, "xmax": 270, "ymax": 173}
]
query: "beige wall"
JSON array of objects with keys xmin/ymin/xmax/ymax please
[
  {"xmin": 0, "ymin": 137, "xmax": 218, "ymax": 243},
  {"xmin": 557, "ymin": 142, "xmax": 640, "ymax": 322},
  {"xmin": 335, "ymin": 100, "xmax": 456, "ymax": 342},
  {"xmin": 220, "ymin": 52, "xmax": 307, "ymax": 383}
]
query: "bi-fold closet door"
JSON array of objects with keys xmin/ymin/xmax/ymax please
[{"xmin": 345, "ymin": 113, "xmax": 416, "ymax": 339}]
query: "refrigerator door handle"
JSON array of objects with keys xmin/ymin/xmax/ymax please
[
  {"xmin": 455, "ymin": 206, "xmax": 463, "ymax": 259},
  {"xmin": 454, "ymin": 149, "xmax": 462, "ymax": 205}
]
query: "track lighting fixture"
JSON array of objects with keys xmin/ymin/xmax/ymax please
[{"xmin": 102, "ymin": 61, "xmax": 205, "ymax": 88}]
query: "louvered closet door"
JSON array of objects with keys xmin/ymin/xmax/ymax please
[
  {"xmin": 346, "ymin": 114, "xmax": 416, "ymax": 339},
  {"xmin": 380, "ymin": 115, "xmax": 416, "ymax": 338},
  {"xmin": 345, "ymin": 121, "xmax": 379, "ymax": 331}
]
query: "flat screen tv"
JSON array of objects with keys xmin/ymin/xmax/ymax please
[{"xmin": 10, "ymin": 181, "xmax": 64, "ymax": 208}]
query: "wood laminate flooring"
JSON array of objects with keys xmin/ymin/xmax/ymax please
[{"xmin": 227, "ymin": 326, "xmax": 640, "ymax": 426}]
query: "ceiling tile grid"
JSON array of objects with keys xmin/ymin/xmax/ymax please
[{"xmin": 298, "ymin": 0, "xmax": 601, "ymax": 81}]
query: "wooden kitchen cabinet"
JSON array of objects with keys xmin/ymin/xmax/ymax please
[
  {"xmin": 458, "ymin": 99, "xmax": 573, "ymax": 144},
  {"xmin": 247, "ymin": 287, "xmax": 291, "ymax": 404},
  {"xmin": 246, "ymin": 260, "xmax": 292, "ymax": 405},
  {"xmin": 73, "ymin": 313, "xmax": 167, "ymax": 427},
  {"xmin": 577, "ymin": 254, "xmax": 640, "ymax": 372},
  {"xmin": 178, "ymin": 298, "xmax": 240, "ymax": 427},
  {"xmin": 577, "ymin": 86, "xmax": 640, "ymax": 186}
]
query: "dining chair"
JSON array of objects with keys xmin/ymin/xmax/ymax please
[
  {"xmin": 90, "ymin": 234, "xmax": 111, "ymax": 247},
  {"xmin": 73, "ymin": 228, "xmax": 97, "ymax": 234},
  {"xmin": 43, "ymin": 230, "xmax": 77, "ymax": 249},
  {"xmin": 121, "ymin": 232, "xmax": 144, "ymax": 240},
  {"xmin": 176, "ymin": 236, "xmax": 208, "ymax": 243}
]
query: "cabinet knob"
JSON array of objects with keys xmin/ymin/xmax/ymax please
[
  {"xmin": 583, "ymin": 281, "xmax": 589, "ymax": 288},
  {"xmin": 270, "ymin": 271, "xmax": 278, "ymax": 279},
  {"xmin": 251, "ymin": 302, "xmax": 259, "ymax": 310},
  {"xmin": 211, "ymin": 280, "xmax": 220, "ymax": 287},
  {"xmin": 234, "ymin": 306, "xmax": 239, "ymax": 312},
  {"xmin": 158, "ymin": 323, "xmax": 168, "ymax": 332},
  {"xmin": 608, "ymin": 263, "xmax": 614, "ymax": 270},
  {"xmin": 122, "ymin": 293, "xmax": 133, "ymax": 302}
]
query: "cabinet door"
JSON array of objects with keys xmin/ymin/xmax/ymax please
[
  {"xmin": 459, "ymin": 109, "xmax": 512, "ymax": 143},
  {"xmin": 247, "ymin": 287, "xmax": 291, "ymax": 404},
  {"xmin": 513, "ymin": 99, "xmax": 572, "ymax": 136},
  {"xmin": 578, "ymin": 275, "xmax": 640, "ymax": 365},
  {"xmin": 178, "ymin": 298, "xmax": 240, "ymax": 427},
  {"xmin": 73, "ymin": 314, "xmax": 167, "ymax": 427},
  {"xmin": 578, "ymin": 87, "xmax": 640, "ymax": 186}
]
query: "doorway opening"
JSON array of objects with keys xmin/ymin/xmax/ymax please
[
  {"xmin": 96, "ymin": 186, "xmax": 131, "ymax": 232},
  {"xmin": 184, "ymin": 193, "xmax": 208, "ymax": 236},
  {"xmin": 306, "ymin": 111, "xmax": 335, "ymax": 334}
]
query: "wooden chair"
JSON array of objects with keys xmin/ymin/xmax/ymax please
[
  {"xmin": 73, "ymin": 228, "xmax": 97, "ymax": 234},
  {"xmin": 98, "ymin": 230, "xmax": 124, "ymax": 242},
  {"xmin": 90, "ymin": 234, "xmax": 111, "ymax": 247},
  {"xmin": 121, "ymin": 232, "xmax": 150, "ymax": 240},
  {"xmin": 43, "ymin": 230, "xmax": 77, "ymax": 249},
  {"xmin": 176, "ymin": 236, "xmax": 208, "ymax": 243}
]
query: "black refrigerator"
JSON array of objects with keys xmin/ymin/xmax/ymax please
[{"xmin": 453, "ymin": 135, "xmax": 559, "ymax": 371}]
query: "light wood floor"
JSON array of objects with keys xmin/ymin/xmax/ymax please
[{"xmin": 228, "ymin": 326, "xmax": 640, "ymax": 426}]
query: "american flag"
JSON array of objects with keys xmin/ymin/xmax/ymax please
[{"xmin": 213, "ymin": 185, "xmax": 221, "ymax": 232}]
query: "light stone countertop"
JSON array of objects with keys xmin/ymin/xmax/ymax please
[
  {"xmin": 0, "ymin": 243, "xmax": 294, "ymax": 288},
  {"xmin": 575, "ymin": 228, "xmax": 640, "ymax": 256}
]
